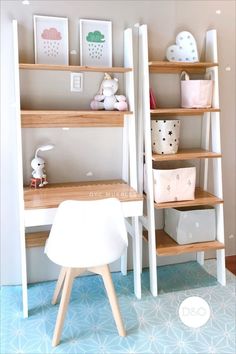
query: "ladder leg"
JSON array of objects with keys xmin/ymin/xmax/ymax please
[
  {"xmin": 149, "ymin": 228, "xmax": 158, "ymax": 297},
  {"xmin": 140, "ymin": 224, "xmax": 143, "ymax": 275},
  {"xmin": 21, "ymin": 232, "xmax": 28, "ymax": 318},
  {"xmin": 120, "ymin": 249, "xmax": 128, "ymax": 276},
  {"xmin": 216, "ymin": 249, "xmax": 226, "ymax": 285},
  {"xmin": 197, "ymin": 251, "xmax": 205, "ymax": 265},
  {"xmin": 132, "ymin": 216, "xmax": 142, "ymax": 299}
]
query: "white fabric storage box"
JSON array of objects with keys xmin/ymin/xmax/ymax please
[
  {"xmin": 144, "ymin": 166, "xmax": 196, "ymax": 203},
  {"xmin": 153, "ymin": 167, "xmax": 196, "ymax": 203},
  {"xmin": 164, "ymin": 206, "xmax": 216, "ymax": 244},
  {"xmin": 180, "ymin": 71, "xmax": 213, "ymax": 108}
]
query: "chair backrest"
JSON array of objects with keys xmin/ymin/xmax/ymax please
[{"xmin": 45, "ymin": 198, "xmax": 128, "ymax": 268}]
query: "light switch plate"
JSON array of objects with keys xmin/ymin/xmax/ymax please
[{"xmin": 70, "ymin": 72, "xmax": 83, "ymax": 92}]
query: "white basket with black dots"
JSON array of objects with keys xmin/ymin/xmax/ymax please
[{"xmin": 151, "ymin": 120, "xmax": 180, "ymax": 155}]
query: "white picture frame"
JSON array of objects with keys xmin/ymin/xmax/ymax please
[
  {"xmin": 34, "ymin": 15, "xmax": 68, "ymax": 65},
  {"xmin": 80, "ymin": 19, "xmax": 112, "ymax": 67}
]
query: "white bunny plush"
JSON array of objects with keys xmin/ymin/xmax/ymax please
[{"xmin": 31, "ymin": 157, "xmax": 48, "ymax": 187}]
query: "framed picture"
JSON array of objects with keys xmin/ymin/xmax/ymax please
[
  {"xmin": 33, "ymin": 15, "xmax": 68, "ymax": 65},
  {"xmin": 80, "ymin": 19, "xmax": 112, "ymax": 67}
]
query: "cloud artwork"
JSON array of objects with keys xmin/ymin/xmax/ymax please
[
  {"xmin": 41, "ymin": 27, "xmax": 62, "ymax": 57},
  {"xmin": 41, "ymin": 27, "xmax": 62, "ymax": 40},
  {"xmin": 86, "ymin": 31, "xmax": 105, "ymax": 43},
  {"xmin": 86, "ymin": 31, "xmax": 105, "ymax": 60}
]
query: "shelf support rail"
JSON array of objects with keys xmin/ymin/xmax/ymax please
[
  {"xmin": 206, "ymin": 29, "xmax": 226, "ymax": 285},
  {"xmin": 13, "ymin": 20, "xmax": 29, "ymax": 318},
  {"xmin": 122, "ymin": 27, "xmax": 142, "ymax": 299},
  {"xmin": 197, "ymin": 111, "xmax": 211, "ymax": 265},
  {"xmin": 138, "ymin": 24, "xmax": 158, "ymax": 296}
]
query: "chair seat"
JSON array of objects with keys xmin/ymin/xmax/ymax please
[{"xmin": 45, "ymin": 198, "xmax": 128, "ymax": 268}]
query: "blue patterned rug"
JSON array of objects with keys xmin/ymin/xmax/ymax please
[{"xmin": 1, "ymin": 260, "xmax": 235, "ymax": 354}]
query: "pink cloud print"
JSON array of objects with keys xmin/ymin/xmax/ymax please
[{"xmin": 41, "ymin": 28, "xmax": 62, "ymax": 57}]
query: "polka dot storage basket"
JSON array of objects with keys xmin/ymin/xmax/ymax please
[{"xmin": 151, "ymin": 119, "xmax": 180, "ymax": 154}]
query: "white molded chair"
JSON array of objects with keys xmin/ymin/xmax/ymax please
[{"xmin": 45, "ymin": 198, "xmax": 128, "ymax": 347}]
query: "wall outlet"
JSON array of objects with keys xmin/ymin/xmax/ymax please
[{"xmin": 70, "ymin": 72, "xmax": 83, "ymax": 92}]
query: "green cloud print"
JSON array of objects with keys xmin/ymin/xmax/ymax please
[{"xmin": 86, "ymin": 31, "xmax": 105, "ymax": 43}]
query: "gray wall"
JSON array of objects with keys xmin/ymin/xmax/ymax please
[{"xmin": 1, "ymin": 0, "xmax": 235, "ymax": 285}]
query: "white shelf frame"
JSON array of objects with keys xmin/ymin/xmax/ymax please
[
  {"xmin": 138, "ymin": 25, "xmax": 226, "ymax": 296},
  {"xmin": 14, "ymin": 23, "xmax": 142, "ymax": 317}
]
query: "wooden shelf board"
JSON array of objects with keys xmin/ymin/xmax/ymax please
[
  {"xmin": 150, "ymin": 108, "xmax": 220, "ymax": 116},
  {"xmin": 19, "ymin": 63, "xmax": 132, "ymax": 73},
  {"xmin": 21, "ymin": 110, "xmax": 132, "ymax": 128},
  {"xmin": 25, "ymin": 231, "xmax": 49, "ymax": 248},
  {"xmin": 24, "ymin": 179, "xmax": 143, "ymax": 210},
  {"xmin": 154, "ymin": 187, "xmax": 223, "ymax": 209},
  {"xmin": 143, "ymin": 229, "xmax": 225, "ymax": 256},
  {"xmin": 152, "ymin": 149, "xmax": 222, "ymax": 161},
  {"xmin": 149, "ymin": 61, "xmax": 218, "ymax": 74}
]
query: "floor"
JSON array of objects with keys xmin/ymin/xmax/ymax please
[
  {"xmin": 226, "ymin": 255, "xmax": 236, "ymax": 275},
  {"xmin": 1, "ymin": 260, "xmax": 235, "ymax": 354}
]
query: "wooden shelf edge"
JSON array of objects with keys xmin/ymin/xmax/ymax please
[
  {"xmin": 24, "ymin": 179, "xmax": 143, "ymax": 210},
  {"xmin": 21, "ymin": 110, "xmax": 133, "ymax": 115},
  {"xmin": 153, "ymin": 188, "xmax": 223, "ymax": 209},
  {"xmin": 26, "ymin": 231, "xmax": 49, "ymax": 248},
  {"xmin": 143, "ymin": 230, "xmax": 225, "ymax": 256},
  {"xmin": 150, "ymin": 108, "xmax": 220, "ymax": 116},
  {"xmin": 148, "ymin": 61, "xmax": 218, "ymax": 74},
  {"xmin": 152, "ymin": 149, "xmax": 222, "ymax": 161},
  {"xmin": 21, "ymin": 110, "xmax": 133, "ymax": 128},
  {"xmin": 19, "ymin": 63, "xmax": 132, "ymax": 73}
]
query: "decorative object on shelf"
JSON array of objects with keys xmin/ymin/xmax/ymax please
[
  {"xmin": 181, "ymin": 71, "xmax": 213, "ymax": 108},
  {"xmin": 30, "ymin": 144, "xmax": 54, "ymax": 188},
  {"xmin": 153, "ymin": 167, "xmax": 196, "ymax": 203},
  {"xmin": 33, "ymin": 15, "xmax": 68, "ymax": 65},
  {"xmin": 166, "ymin": 31, "xmax": 199, "ymax": 62},
  {"xmin": 164, "ymin": 206, "xmax": 216, "ymax": 244},
  {"xmin": 150, "ymin": 88, "xmax": 157, "ymax": 109},
  {"xmin": 90, "ymin": 73, "xmax": 128, "ymax": 111},
  {"xmin": 80, "ymin": 19, "xmax": 112, "ymax": 67},
  {"xmin": 151, "ymin": 119, "xmax": 180, "ymax": 154},
  {"xmin": 144, "ymin": 166, "xmax": 196, "ymax": 203}
]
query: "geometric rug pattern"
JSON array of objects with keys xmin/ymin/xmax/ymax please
[{"xmin": 1, "ymin": 260, "xmax": 235, "ymax": 353}]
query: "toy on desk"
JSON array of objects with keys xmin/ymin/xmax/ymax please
[
  {"xmin": 30, "ymin": 144, "xmax": 55, "ymax": 188},
  {"xmin": 90, "ymin": 73, "xmax": 128, "ymax": 111}
]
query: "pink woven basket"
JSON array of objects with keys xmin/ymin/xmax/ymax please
[{"xmin": 181, "ymin": 71, "xmax": 213, "ymax": 108}]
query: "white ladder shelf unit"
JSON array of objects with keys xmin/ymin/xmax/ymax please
[
  {"xmin": 138, "ymin": 25, "xmax": 226, "ymax": 296},
  {"xmin": 13, "ymin": 20, "xmax": 143, "ymax": 317}
]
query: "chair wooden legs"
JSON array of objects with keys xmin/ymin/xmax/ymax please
[
  {"xmin": 91, "ymin": 265, "xmax": 126, "ymax": 337},
  {"xmin": 52, "ymin": 265, "xmax": 126, "ymax": 347},
  {"xmin": 52, "ymin": 267, "xmax": 66, "ymax": 305},
  {"xmin": 52, "ymin": 267, "xmax": 85, "ymax": 347},
  {"xmin": 52, "ymin": 268, "xmax": 75, "ymax": 347}
]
